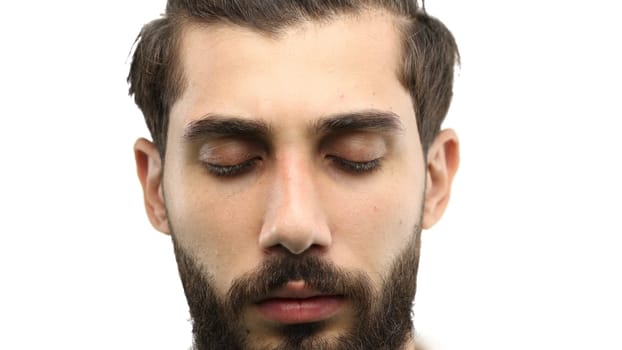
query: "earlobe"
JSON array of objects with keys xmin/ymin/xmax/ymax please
[
  {"xmin": 422, "ymin": 129, "xmax": 460, "ymax": 229},
  {"xmin": 134, "ymin": 138, "xmax": 171, "ymax": 235}
]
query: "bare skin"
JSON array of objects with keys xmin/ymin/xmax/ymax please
[{"xmin": 135, "ymin": 9, "xmax": 458, "ymax": 350}]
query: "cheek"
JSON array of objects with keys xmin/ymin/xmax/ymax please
[
  {"xmin": 323, "ymin": 171, "xmax": 423, "ymax": 280},
  {"xmin": 164, "ymin": 173, "xmax": 267, "ymax": 295}
]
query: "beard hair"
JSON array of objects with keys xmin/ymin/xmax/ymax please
[{"xmin": 171, "ymin": 225, "xmax": 422, "ymax": 350}]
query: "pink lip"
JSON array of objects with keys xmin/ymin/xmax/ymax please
[{"xmin": 255, "ymin": 281, "xmax": 345, "ymax": 324}]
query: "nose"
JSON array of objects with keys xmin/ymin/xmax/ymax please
[{"xmin": 258, "ymin": 153, "xmax": 332, "ymax": 255}]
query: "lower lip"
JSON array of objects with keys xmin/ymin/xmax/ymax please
[{"xmin": 255, "ymin": 296, "xmax": 345, "ymax": 324}]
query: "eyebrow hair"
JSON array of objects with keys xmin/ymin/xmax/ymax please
[
  {"xmin": 183, "ymin": 114, "xmax": 270, "ymax": 141},
  {"xmin": 183, "ymin": 109, "xmax": 404, "ymax": 142},
  {"xmin": 313, "ymin": 110, "xmax": 405, "ymax": 135}
]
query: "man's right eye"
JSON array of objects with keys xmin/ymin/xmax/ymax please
[{"xmin": 203, "ymin": 158, "xmax": 261, "ymax": 177}]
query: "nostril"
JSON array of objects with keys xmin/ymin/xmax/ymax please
[
  {"xmin": 262, "ymin": 243, "xmax": 327, "ymax": 257},
  {"xmin": 261, "ymin": 244, "xmax": 290, "ymax": 256},
  {"xmin": 304, "ymin": 244, "xmax": 329, "ymax": 255}
]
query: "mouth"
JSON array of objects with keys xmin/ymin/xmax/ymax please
[{"xmin": 254, "ymin": 280, "xmax": 346, "ymax": 324}]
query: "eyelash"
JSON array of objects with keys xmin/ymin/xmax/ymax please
[
  {"xmin": 204, "ymin": 156, "xmax": 382, "ymax": 178},
  {"xmin": 204, "ymin": 158, "xmax": 260, "ymax": 177},
  {"xmin": 327, "ymin": 156, "xmax": 383, "ymax": 174}
]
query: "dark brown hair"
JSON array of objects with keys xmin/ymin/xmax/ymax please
[{"xmin": 128, "ymin": 0, "xmax": 459, "ymax": 157}]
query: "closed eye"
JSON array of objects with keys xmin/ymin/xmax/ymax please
[
  {"xmin": 327, "ymin": 155, "xmax": 382, "ymax": 174},
  {"xmin": 203, "ymin": 157, "xmax": 261, "ymax": 177}
]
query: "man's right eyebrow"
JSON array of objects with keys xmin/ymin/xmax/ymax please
[{"xmin": 183, "ymin": 114, "xmax": 271, "ymax": 141}]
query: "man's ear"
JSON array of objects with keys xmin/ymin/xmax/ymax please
[
  {"xmin": 134, "ymin": 138, "xmax": 171, "ymax": 234},
  {"xmin": 422, "ymin": 129, "xmax": 460, "ymax": 229}
]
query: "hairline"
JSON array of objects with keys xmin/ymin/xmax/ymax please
[{"xmin": 161, "ymin": 7, "xmax": 416, "ymax": 158}]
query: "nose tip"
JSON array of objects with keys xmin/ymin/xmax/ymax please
[
  {"xmin": 258, "ymin": 185, "xmax": 332, "ymax": 254},
  {"xmin": 258, "ymin": 156, "xmax": 332, "ymax": 255},
  {"xmin": 259, "ymin": 221, "xmax": 331, "ymax": 255}
]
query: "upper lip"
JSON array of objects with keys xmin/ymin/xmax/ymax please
[
  {"xmin": 255, "ymin": 281, "xmax": 335, "ymax": 302},
  {"xmin": 270, "ymin": 288, "xmax": 323, "ymax": 299}
]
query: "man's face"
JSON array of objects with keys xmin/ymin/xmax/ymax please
[{"xmin": 135, "ymin": 9, "xmax": 457, "ymax": 350}]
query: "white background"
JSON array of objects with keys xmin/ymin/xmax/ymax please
[{"xmin": 1, "ymin": 1, "xmax": 621, "ymax": 349}]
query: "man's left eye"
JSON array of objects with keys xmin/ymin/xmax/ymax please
[{"xmin": 327, "ymin": 155, "xmax": 382, "ymax": 174}]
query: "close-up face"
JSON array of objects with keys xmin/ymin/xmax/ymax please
[{"xmin": 135, "ymin": 8, "xmax": 458, "ymax": 350}]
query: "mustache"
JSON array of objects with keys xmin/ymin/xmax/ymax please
[{"xmin": 225, "ymin": 253, "xmax": 374, "ymax": 316}]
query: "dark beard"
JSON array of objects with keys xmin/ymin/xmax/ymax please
[{"xmin": 172, "ymin": 227, "xmax": 421, "ymax": 350}]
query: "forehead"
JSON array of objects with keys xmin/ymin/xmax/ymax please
[{"xmin": 170, "ymin": 9, "xmax": 414, "ymax": 133}]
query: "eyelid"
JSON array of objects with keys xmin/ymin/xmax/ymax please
[
  {"xmin": 321, "ymin": 132, "xmax": 388, "ymax": 162},
  {"xmin": 198, "ymin": 139, "xmax": 261, "ymax": 166},
  {"xmin": 204, "ymin": 157, "xmax": 261, "ymax": 177},
  {"xmin": 327, "ymin": 155, "xmax": 383, "ymax": 174}
]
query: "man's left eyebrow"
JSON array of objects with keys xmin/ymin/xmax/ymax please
[{"xmin": 312, "ymin": 110, "xmax": 405, "ymax": 135}]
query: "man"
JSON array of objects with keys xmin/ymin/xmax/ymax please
[{"xmin": 128, "ymin": 0, "xmax": 459, "ymax": 349}]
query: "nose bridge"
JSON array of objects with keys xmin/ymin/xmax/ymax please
[
  {"xmin": 259, "ymin": 151, "xmax": 331, "ymax": 254},
  {"xmin": 278, "ymin": 153, "xmax": 313, "ymax": 214}
]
